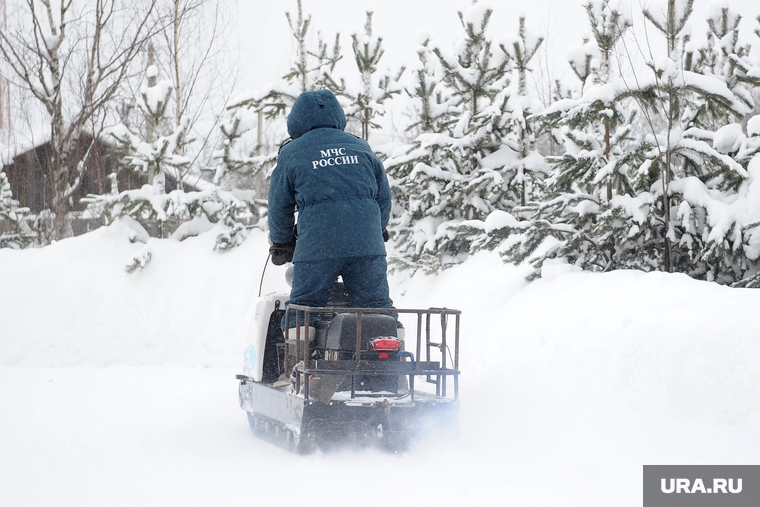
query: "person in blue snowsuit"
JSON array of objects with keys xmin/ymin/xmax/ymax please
[{"xmin": 267, "ymin": 89, "xmax": 394, "ymax": 326}]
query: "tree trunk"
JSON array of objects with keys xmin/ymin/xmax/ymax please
[{"xmin": 604, "ymin": 117, "xmax": 612, "ymax": 202}]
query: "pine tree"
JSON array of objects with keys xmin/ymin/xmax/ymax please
[
  {"xmin": 724, "ymin": 14, "xmax": 760, "ymax": 92},
  {"xmin": 214, "ymin": 109, "xmax": 271, "ymax": 191},
  {"xmin": 430, "ymin": 0, "xmax": 511, "ymax": 193},
  {"xmin": 731, "ymin": 114, "xmax": 760, "ymax": 287},
  {"xmin": 499, "ymin": 15, "xmax": 546, "ymax": 208},
  {"xmin": 384, "ymin": 35, "xmax": 453, "ymax": 272},
  {"xmin": 345, "ymin": 11, "xmax": 404, "ymax": 140},
  {"xmin": 281, "ymin": 0, "xmax": 344, "ymax": 96},
  {"xmin": 469, "ymin": 0, "xmax": 759, "ymax": 283},
  {"xmin": 691, "ymin": 2, "xmax": 754, "ymax": 130},
  {"xmin": 0, "ymin": 168, "xmax": 35, "ymax": 249},
  {"xmin": 226, "ymin": 0, "xmax": 344, "ymax": 118},
  {"xmin": 111, "ymin": 64, "xmax": 192, "ymax": 196},
  {"xmin": 686, "ymin": 11, "xmax": 760, "ymax": 286},
  {"xmin": 84, "ymin": 66, "xmax": 256, "ymax": 251},
  {"xmin": 628, "ymin": 0, "xmax": 756, "ymax": 281},
  {"xmin": 386, "ymin": 0, "xmax": 517, "ymax": 272},
  {"xmin": 215, "ymin": 0, "xmax": 344, "ymax": 190},
  {"xmin": 505, "ymin": 0, "xmax": 640, "ymax": 274},
  {"xmin": 493, "ymin": 0, "xmax": 760, "ymax": 284}
]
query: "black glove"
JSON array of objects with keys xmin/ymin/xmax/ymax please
[
  {"xmin": 270, "ymin": 240, "xmax": 296, "ymax": 266},
  {"xmin": 382, "ymin": 229, "xmax": 390, "ymax": 242}
]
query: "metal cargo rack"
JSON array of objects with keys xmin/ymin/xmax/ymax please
[{"xmin": 284, "ymin": 304, "xmax": 461, "ymax": 402}]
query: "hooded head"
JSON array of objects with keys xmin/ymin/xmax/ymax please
[{"xmin": 286, "ymin": 89, "xmax": 347, "ymax": 139}]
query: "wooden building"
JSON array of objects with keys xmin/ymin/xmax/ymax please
[{"xmin": 3, "ymin": 133, "xmax": 194, "ymax": 214}]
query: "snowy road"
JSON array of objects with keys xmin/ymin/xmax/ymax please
[
  {"xmin": 0, "ymin": 367, "xmax": 632, "ymax": 507},
  {"xmin": 0, "ymin": 368, "xmax": 263, "ymax": 506},
  {"xmin": 4, "ymin": 364, "xmax": 750, "ymax": 507}
]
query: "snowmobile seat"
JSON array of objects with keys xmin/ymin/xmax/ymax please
[{"xmin": 324, "ymin": 313, "xmax": 398, "ymax": 360}]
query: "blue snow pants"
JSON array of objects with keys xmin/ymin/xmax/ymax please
[{"xmin": 282, "ymin": 255, "xmax": 395, "ymax": 329}]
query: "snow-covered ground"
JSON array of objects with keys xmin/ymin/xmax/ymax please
[{"xmin": 1, "ymin": 219, "xmax": 758, "ymax": 506}]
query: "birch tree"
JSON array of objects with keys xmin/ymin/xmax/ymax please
[{"xmin": 0, "ymin": 0, "xmax": 157, "ymax": 239}]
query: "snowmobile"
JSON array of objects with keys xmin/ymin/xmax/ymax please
[{"xmin": 236, "ymin": 269, "xmax": 461, "ymax": 453}]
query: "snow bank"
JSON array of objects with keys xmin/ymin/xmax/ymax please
[
  {"xmin": 0, "ymin": 221, "xmax": 283, "ymax": 367},
  {"xmin": 397, "ymin": 252, "xmax": 760, "ymax": 442},
  {"xmin": 3, "ymin": 226, "xmax": 760, "ymax": 442}
]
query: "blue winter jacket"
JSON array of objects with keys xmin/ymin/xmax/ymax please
[{"xmin": 267, "ymin": 90, "xmax": 391, "ymax": 262}]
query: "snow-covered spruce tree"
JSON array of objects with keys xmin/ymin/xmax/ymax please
[
  {"xmin": 281, "ymin": 0, "xmax": 345, "ymax": 96},
  {"xmin": 467, "ymin": 0, "xmax": 760, "ymax": 284},
  {"xmin": 112, "ymin": 64, "xmax": 192, "ymax": 195},
  {"xmin": 624, "ymin": 0, "xmax": 757, "ymax": 283},
  {"xmin": 694, "ymin": 10, "xmax": 760, "ymax": 287},
  {"xmin": 384, "ymin": 34, "xmax": 455, "ymax": 273},
  {"xmin": 690, "ymin": 2, "xmax": 756, "ymax": 130},
  {"xmin": 498, "ymin": 15, "xmax": 546, "ymax": 208},
  {"xmin": 0, "ymin": 168, "xmax": 35, "ymax": 249},
  {"xmin": 84, "ymin": 64, "xmax": 192, "ymax": 222},
  {"xmin": 429, "ymin": 2, "xmax": 515, "ymax": 217},
  {"xmin": 454, "ymin": 12, "xmax": 549, "ymax": 263},
  {"xmin": 669, "ymin": 3, "xmax": 760, "ymax": 284},
  {"xmin": 386, "ymin": 0, "xmax": 526, "ymax": 273},
  {"xmin": 213, "ymin": 110, "xmax": 263, "ymax": 190},
  {"xmin": 344, "ymin": 11, "xmax": 404, "ymax": 141},
  {"xmin": 725, "ymin": 13, "xmax": 760, "ymax": 94},
  {"xmin": 460, "ymin": 0, "xmax": 643, "ymax": 278},
  {"xmin": 730, "ymin": 116, "xmax": 760, "ymax": 287},
  {"xmin": 215, "ymin": 0, "xmax": 345, "ymax": 189},
  {"xmin": 733, "ymin": 15, "xmax": 760, "ymax": 287},
  {"xmin": 84, "ymin": 66, "xmax": 255, "ymax": 251}
]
